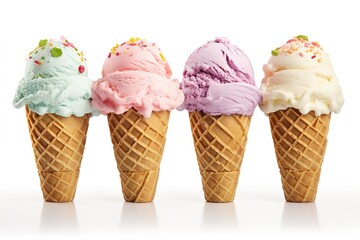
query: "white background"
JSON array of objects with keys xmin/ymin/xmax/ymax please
[{"xmin": 0, "ymin": 0, "xmax": 359, "ymax": 239}]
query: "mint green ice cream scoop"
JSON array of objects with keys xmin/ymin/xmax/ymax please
[{"xmin": 13, "ymin": 37, "xmax": 93, "ymax": 117}]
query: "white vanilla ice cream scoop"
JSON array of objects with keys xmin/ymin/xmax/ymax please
[{"xmin": 260, "ymin": 35, "xmax": 344, "ymax": 116}]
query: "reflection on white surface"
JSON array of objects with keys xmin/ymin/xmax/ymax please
[
  {"xmin": 202, "ymin": 202, "xmax": 238, "ymax": 229},
  {"xmin": 282, "ymin": 202, "xmax": 319, "ymax": 231},
  {"xmin": 40, "ymin": 202, "xmax": 78, "ymax": 233},
  {"xmin": 120, "ymin": 202, "xmax": 158, "ymax": 229}
]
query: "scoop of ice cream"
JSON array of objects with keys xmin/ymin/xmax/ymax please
[
  {"xmin": 259, "ymin": 35, "xmax": 344, "ymax": 116},
  {"xmin": 91, "ymin": 37, "xmax": 184, "ymax": 118},
  {"xmin": 13, "ymin": 37, "xmax": 93, "ymax": 117},
  {"xmin": 179, "ymin": 37, "xmax": 262, "ymax": 116}
]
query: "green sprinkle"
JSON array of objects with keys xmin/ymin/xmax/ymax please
[
  {"xmin": 34, "ymin": 73, "xmax": 45, "ymax": 79},
  {"xmin": 35, "ymin": 51, "xmax": 38, "ymax": 54},
  {"xmin": 296, "ymin": 35, "xmax": 309, "ymax": 41},
  {"xmin": 271, "ymin": 47, "xmax": 280, "ymax": 56},
  {"xmin": 38, "ymin": 39, "xmax": 48, "ymax": 47},
  {"xmin": 41, "ymin": 56, "xmax": 45, "ymax": 60},
  {"xmin": 51, "ymin": 47, "xmax": 62, "ymax": 57}
]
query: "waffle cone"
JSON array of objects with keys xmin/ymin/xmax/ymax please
[
  {"xmin": 25, "ymin": 106, "xmax": 90, "ymax": 202},
  {"xmin": 108, "ymin": 108, "xmax": 170, "ymax": 203},
  {"xmin": 269, "ymin": 108, "xmax": 331, "ymax": 202},
  {"xmin": 189, "ymin": 111, "xmax": 251, "ymax": 202}
]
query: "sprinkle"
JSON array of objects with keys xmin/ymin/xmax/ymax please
[
  {"xmin": 311, "ymin": 55, "xmax": 316, "ymax": 59},
  {"xmin": 304, "ymin": 42, "xmax": 310, "ymax": 47},
  {"xmin": 81, "ymin": 57, "xmax": 84, "ymax": 62},
  {"xmin": 116, "ymin": 52, "xmax": 120, "ymax": 56},
  {"xmin": 287, "ymin": 39, "xmax": 294, "ymax": 43},
  {"xmin": 49, "ymin": 43, "xmax": 53, "ymax": 47},
  {"xmin": 128, "ymin": 37, "xmax": 141, "ymax": 43},
  {"xmin": 34, "ymin": 60, "xmax": 41, "ymax": 65},
  {"xmin": 271, "ymin": 47, "xmax": 280, "ymax": 56},
  {"xmin": 41, "ymin": 56, "xmax": 45, "ymax": 60},
  {"xmin": 160, "ymin": 52, "xmax": 166, "ymax": 61},
  {"xmin": 29, "ymin": 56, "xmax": 32, "ymax": 59},
  {"xmin": 78, "ymin": 65, "xmax": 85, "ymax": 73},
  {"xmin": 299, "ymin": 52, "xmax": 304, "ymax": 57},
  {"xmin": 51, "ymin": 47, "xmax": 62, "ymax": 57},
  {"xmin": 108, "ymin": 52, "xmax": 111, "ymax": 58},
  {"xmin": 296, "ymin": 35, "xmax": 309, "ymax": 41},
  {"xmin": 312, "ymin": 41, "xmax": 320, "ymax": 47},
  {"xmin": 111, "ymin": 43, "xmax": 119, "ymax": 54},
  {"xmin": 318, "ymin": 58, "xmax": 322, "ymax": 63},
  {"xmin": 38, "ymin": 39, "xmax": 48, "ymax": 47}
]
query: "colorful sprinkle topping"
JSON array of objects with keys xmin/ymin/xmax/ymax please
[
  {"xmin": 107, "ymin": 38, "xmax": 167, "ymax": 63},
  {"xmin": 51, "ymin": 47, "xmax": 63, "ymax": 57},
  {"xmin": 271, "ymin": 35, "xmax": 323, "ymax": 62},
  {"xmin": 28, "ymin": 37, "xmax": 86, "ymax": 66}
]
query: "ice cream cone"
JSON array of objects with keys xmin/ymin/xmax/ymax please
[
  {"xmin": 189, "ymin": 111, "xmax": 251, "ymax": 202},
  {"xmin": 269, "ymin": 107, "xmax": 331, "ymax": 202},
  {"xmin": 108, "ymin": 108, "xmax": 170, "ymax": 203},
  {"xmin": 25, "ymin": 106, "xmax": 90, "ymax": 202}
]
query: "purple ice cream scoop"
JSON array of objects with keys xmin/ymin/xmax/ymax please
[{"xmin": 179, "ymin": 37, "xmax": 262, "ymax": 115}]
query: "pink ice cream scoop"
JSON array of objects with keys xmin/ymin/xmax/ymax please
[
  {"xmin": 179, "ymin": 37, "xmax": 261, "ymax": 115},
  {"xmin": 91, "ymin": 37, "xmax": 184, "ymax": 118}
]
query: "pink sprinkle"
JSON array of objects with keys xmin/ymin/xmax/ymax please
[
  {"xmin": 312, "ymin": 41, "xmax": 320, "ymax": 47},
  {"xmin": 311, "ymin": 55, "xmax": 316, "ymax": 59},
  {"xmin": 287, "ymin": 39, "xmax": 294, "ymax": 43},
  {"xmin": 299, "ymin": 52, "xmax": 304, "ymax": 57},
  {"xmin": 108, "ymin": 52, "xmax": 111, "ymax": 58},
  {"xmin": 78, "ymin": 65, "xmax": 85, "ymax": 73},
  {"xmin": 120, "ymin": 42, "xmax": 126, "ymax": 46},
  {"xmin": 304, "ymin": 43, "xmax": 310, "ymax": 47}
]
